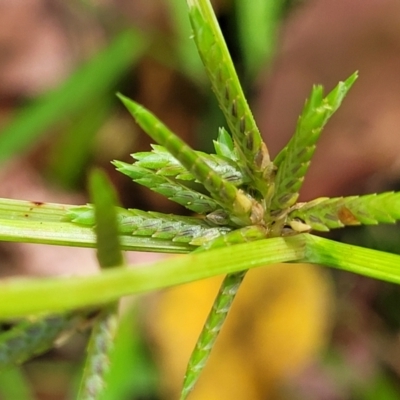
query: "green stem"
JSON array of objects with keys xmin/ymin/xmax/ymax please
[
  {"xmin": 0, "ymin": 198, "xmax": 191, "ymax": 253},
  {"xmin": 0, "ymin": 235, "xmax": 305, "ymax": 319},
  {"xmin": 1, "ymin": 234, "xmax": 400, "ymax": 320},
  {"xmin": 305, "ymin": 234, "xmax": 400, "ymax": 281}
]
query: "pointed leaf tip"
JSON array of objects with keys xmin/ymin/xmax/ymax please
[{"xmin": 116, "ymin": 92, "xmax": 126, "ymax": 102}]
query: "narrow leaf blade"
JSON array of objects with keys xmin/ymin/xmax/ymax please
[{"xmin": 89, "ymin": 169, "xmax": 124, "ymax": 268}]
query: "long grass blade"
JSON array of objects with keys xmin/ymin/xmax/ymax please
[
  {"xmin": 305, "ymin": 234, "xmax": 400, "ymax": 284},
  {"xmin": 0, "ymin": 29, "xmax": 146, "ymax": 164},
  {"xmin": 167, "ymin": 0, "xmax": 205, "ymax": 84},
  {"xmin": 2, "ymin": 234, "xmax": 400, "ymax": 319},
  {"xmin": 0, "ymin": 235, "xmax": 307, "ymax": 319},
  {"xmin": 235, "ymin": 0, "xmax": 281, "ymax": 77},
  {"xmin": 0, "ymin": 198, "xmax": 192, "ymax": 253}
]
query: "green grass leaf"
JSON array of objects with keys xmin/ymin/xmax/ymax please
[
  {"xmin": 235, "ymin": 0, "xmax": 281, "ymax": 77},
  {"xmin": 1, "ymin": 234, "xmax": 400, "ymax": 319},
  {"xmin": 0, "ymin": 29, "xmax": 146, "ymax": 164},
  {"xmin": 0, "ymin": 235, "xmax": 306, "ymax": 318},
  {"xmin": 89, "ymin": 169, "xmax": 124, "ymax": 268},
  {"xmin": 167, "ymin": 0, "xmax": 205, "ymax": 84}
]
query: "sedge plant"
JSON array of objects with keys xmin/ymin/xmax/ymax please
[{"xmin": 1, "ymin": 0, "xmax": 400, "ymax": 398}]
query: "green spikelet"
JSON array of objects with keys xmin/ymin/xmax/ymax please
[
  {"xmin": 180, "ymin": 272, "xmax": 245, "ymax": 400},
  {"xmin": 133, "ymin": 144, "xmax": 247, "ymax": 186},
  {"xmin": 180, "ymin": 224, "xmax": 267, "ymax": 399},
  {"xmin": 289, "ymin": 192, "xmax": 400, "ymax": 231},
  {"xmin": 187, "ymin": 0, "xmax": 273, "ymax": 196},
  {"xmin": 117, "ymin": 95, "xmax": 263, "ymax": 226},
  {"xmin": 78, "ymin": 306, "xmax": 118, "ymax": 400},
  {"xmin": 271, "ymin": 72, "xmax": 358, "ymax": 210},
  {"xmin": 66, "ymin": 205, "xmax": 231, "ymax": 245},
  {"xmin": 0, "ymin": 315, "xmax": 73, "ymax": 370},
  {"xmin": 213, "ymin": 127, "xmax": 238, "ymax": 161},
  {"xmin": 114, "ymin": 160, "xmax": 220, "ymax": 214}
]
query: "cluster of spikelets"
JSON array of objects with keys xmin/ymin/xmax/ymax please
[{"xmin": 65, "ymin": 2, "xmax": 400, "ymax": 398}]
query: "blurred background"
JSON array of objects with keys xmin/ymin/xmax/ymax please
[{"xmin": 1, "ymin": 0, "xmax": 400, "ymax": 399}]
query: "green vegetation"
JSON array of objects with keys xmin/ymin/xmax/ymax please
[{"xmin": 0, "ymin": 0, "xmax": 399, "ymax": 399}]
